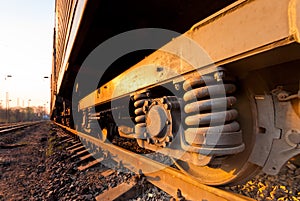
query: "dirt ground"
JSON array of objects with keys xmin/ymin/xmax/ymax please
[{"xmin": 0, "ymin": 122, "xmax": 49, "ymax": 200}]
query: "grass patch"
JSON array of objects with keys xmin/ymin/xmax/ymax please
[{"xmin": 46, "ymin": 136, "xmax": 56, "ymax": 157}]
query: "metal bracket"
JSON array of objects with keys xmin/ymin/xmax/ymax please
[
  {"xmin": 248, "ymin": 95, "xmax": 281, "ymax": 167},
  {"xmin": 262, "ymin": 96, "xmax": 300, "ymax": 174},
  {"xmin": 249, "ymin": 92, "xmax": 300, "ymax": 174}
]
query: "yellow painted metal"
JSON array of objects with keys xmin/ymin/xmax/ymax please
[{"xmin": 79, "ymin": 0, "xmax": 300, "ymax": 110}]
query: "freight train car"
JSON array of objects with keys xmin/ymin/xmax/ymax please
[{"xmin": 51, "ymin": 0, "xmax": 300, "ymax": 185}]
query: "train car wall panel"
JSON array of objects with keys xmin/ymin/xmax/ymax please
[
  {"xmin": 56, "ymin": 0, "xmax": 88, "ymax": 95},
  {"xmin": 51, "ymin": 0, "xmax": 88, "ymax": 116},
  {"xmin": 55, "ymin": 0, "xmax": 74, "ymax": 80}
]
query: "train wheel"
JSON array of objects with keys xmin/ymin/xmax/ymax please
[
  {"xmin": 290, "ymin": 155, "xmax": 300, "ymax": 167},
  {"xmin": 174, "ymin": 71, "xmax": 261, "ymax": 185}
]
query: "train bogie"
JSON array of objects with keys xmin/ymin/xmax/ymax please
[{"xmin": 52, "ymin": 0, "xmax": 300, "ymax": 185}]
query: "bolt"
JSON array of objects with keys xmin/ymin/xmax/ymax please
[
  {"xmin": 153, "ymin": 101, "xmax": 158, "ymax": 105},
  {"xmin": 177, "ymin": 189, "xmax": 183, "ymax": 199},
  {"xmin": 277, "ymin": 92, "xmax": 288, "ymax": 100},
  {"xmin": 143, "ymin": 105, "xmax": 148, "ymax": 113},
  {"xmin": 157, "ymin": 67, "xmax": 164, "ymax": 72},
  {"xmin": 166, "ymin": 120, "xmax": 171, "ymax": 125},
  {"xmin": 166, "ymin": 136, "xmax": 173, "ymax": 142},
  {"xmin": 285, "ymin": 129, "xmax": 300, "ymax": 147},
  {"xmin": 174, "ymin": 83, "xmax": 181, "ymax": 91},
  {"xmin": 144, "ymin": 100, "xmax": 150, "ymax": 107},
  {"xmin": 214, "ymin": 71, "xmax": 225, "ymax": 82},
  {"xmin": 162, "ymin": 142, "xmax": 168, "ymax": 147},
  {"xmin": 161, "ymin": 97, "xmax": 167, "ymax": 104},
  {"xmin": 119, "ymin": 161, "xmax": 124, "ymax": 170},
  {"xmin": 164, "ymin": 103, "xmax": 171, "ymax": 110}
]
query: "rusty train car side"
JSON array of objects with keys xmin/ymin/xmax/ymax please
[{"xmin": 51, "ymin": 0, "xmax": 300, "ymax": 185}]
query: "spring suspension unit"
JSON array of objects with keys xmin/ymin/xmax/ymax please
[
  {"xmin": 133, "ymin": 92, "xmax": 149, "ymax": 138},
  {"xmin": 182, "ymin": 69, "xmax": 245, "ymax": 156}
]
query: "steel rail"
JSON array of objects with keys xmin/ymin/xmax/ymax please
[
  {"xmin": 0, "ymin": 123, "xmax": 20, "ymax": 130},
  {"xmin": 0, "ymin": 122, "xmax": 41, "ymax": 135},
  {"xmin": 55, "ymin": 122, "xmax": 254, "ymax": 201}
]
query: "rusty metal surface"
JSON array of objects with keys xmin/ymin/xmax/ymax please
[
  {"xmin": 79, "ymin": 0, "xmax": 300, "ymax": 110},
  {"xmin": 95, "ymin": 181, "xmax": 137, "ymax": 201},
  {"xmin": 77, "ymin": 159, "xmax": 100, "ymax": 171},
  {"xmin": 55, "ymin": 122, "xmax": 254, "ymax": 201}
]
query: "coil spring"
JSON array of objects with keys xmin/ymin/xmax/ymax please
[
  {"xmin": 133, "ymin": 93, "xmax": 148, "ymax": 135},
  {"xmin": 183, "ymin": 72, "xmax": 241, "ymax": 147}
]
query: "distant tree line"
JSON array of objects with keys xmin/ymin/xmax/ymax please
[{"xmin": 0, "ymin": 106, "xmax": 48, "ymax": 123}]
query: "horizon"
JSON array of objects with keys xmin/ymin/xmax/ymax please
[{"xmin": 0, "ymin": 1, "xmax": 55, "ymax": 111}]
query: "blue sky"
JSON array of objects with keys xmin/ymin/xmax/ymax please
[{"xmin": 0, "ymin": 0, "xmax": 54, "ymax": 110}]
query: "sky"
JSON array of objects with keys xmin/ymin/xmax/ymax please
[{"xmin": 0, "ymin": 0, "xmax": 54, "ymax": 112}]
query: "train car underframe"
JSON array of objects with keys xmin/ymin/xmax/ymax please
[
  {"xmin": 75, "ymin": 61, "xmax": 299, "ymax": 185},
  {"xmin": 52, "ymin": 0, "xmax": 300, "ymax": 185}
]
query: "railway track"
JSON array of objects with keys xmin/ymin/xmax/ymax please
[
  {"xmin": 55, "ymin": 122, "xmax": 255, "ymax": 201},
  {"xmin": 0, "ymin": 122, "xmax": 41, "ymax": 135},
  {"xmin": 1, "ymin": 122, "xmax": 298, "ymax": 200}
]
